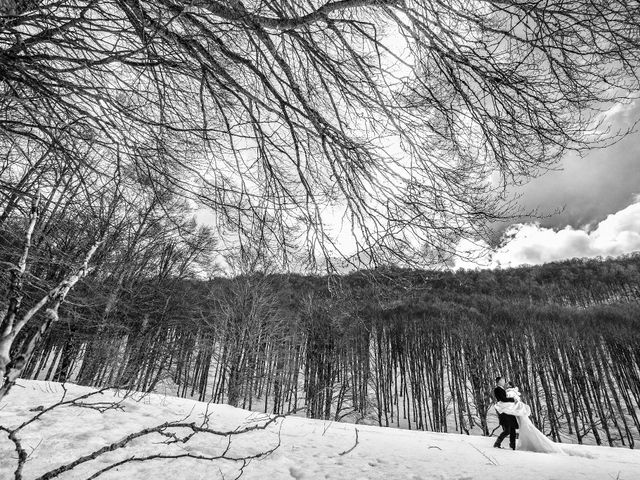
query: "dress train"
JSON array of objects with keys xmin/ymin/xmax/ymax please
[{"xmin": 495, "ymin": 389, "xmax": 562, "ymax": 454}]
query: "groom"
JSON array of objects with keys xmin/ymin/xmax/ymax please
[{"xmin": 493, "ymin": 376, "xmax": 519, "ymax": 450}]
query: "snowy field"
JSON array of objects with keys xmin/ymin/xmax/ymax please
[{"xmin": 1, "ymin": 381, "xmax": 639, "ymax": 480}]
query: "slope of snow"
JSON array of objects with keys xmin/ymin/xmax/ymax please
[{"xmin": 1, "ymin": 381, "xmax": 639, "ymax": 480}]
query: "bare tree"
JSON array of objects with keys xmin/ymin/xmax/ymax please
[
  {"xmin": 0, "ymin": 192, "xmax": 103, "ymax": 399},
  {"xmin": 1, "ymin": 1, "xmax": 638, "ymax": 269}
]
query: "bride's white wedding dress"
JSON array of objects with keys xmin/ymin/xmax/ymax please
[{"xmin": 495, "ymin": 387, "xmax": 563, "ymax": 453}]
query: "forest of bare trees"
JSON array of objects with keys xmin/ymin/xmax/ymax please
[{"xmin": 16, "ymin": 256, "xmax": 640, "ymax": 448}]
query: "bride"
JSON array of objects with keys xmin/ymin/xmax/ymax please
[{"xmin": 494, "ymin": 384, "xmax": 563, "ymax": 453}]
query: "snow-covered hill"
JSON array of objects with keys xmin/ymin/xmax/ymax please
[{"xmin": 1, "ymin": 381, "xmax": 639, "ymax": 480}]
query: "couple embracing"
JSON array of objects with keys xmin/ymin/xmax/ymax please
[{"xmin": 493, "ymin": 376, "xmax": 563, "ymax": 453}]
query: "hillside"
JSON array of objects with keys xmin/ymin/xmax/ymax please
[
  {"xmin": 16, "ymin": 254, "xmax": 640, "ymax": 448},
  {"xmin": 1, "ymin": 381, "xmax": 639, "ymax": 480}
]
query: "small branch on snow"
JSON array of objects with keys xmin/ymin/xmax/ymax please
[
  {"xmin": 469, "ymin": 443, "xmax": 498, "ymax": 466},
  {"xmin": 339, "ymin": 427, "xmax": 359, "ymax": 456},
  {"xmin": 0, "ymin": 386, "xmax": 118, "ymax": 480},
  {"xmin": 15, "ymin": 386, "xmax": 114, "ymax": 431},
  {"xmin": 3, "ymin": 385, "xmax": 285, "ymax": 480},
  {"xmin": 31, "ymin": 407, "xmax": 284, "ymax": 480},
  {"xmin": 50, "ymin": 414, "xmax": 283, "ymax": 480},
  {"xmin": 26, "ymin": 437, "xmax": 43, "ymax": 460},
  {"xmin": 0, "ymin": 425, "xmax": 28, "ymax": 480},
  {"xmin": 322, "ymin": 420, "xmax": 333, "ymax": 436},
  {"xmin": 71, "ymin": 401, "xmax": 125, "ymax": 413}
]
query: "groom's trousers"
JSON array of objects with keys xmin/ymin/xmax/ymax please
[
  {"xmin": 495, "ymin": 413, "xmax": 518, "ymax": 449},
  {"xmin": 495, "ymin": 424, "xmax": 517, "ymax": 450}
]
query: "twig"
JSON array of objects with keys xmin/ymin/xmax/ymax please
[
  {"xmin": 26, "ymin": 437, "xmax": 43, "ymax": 460},
  {"xmin": 72, "ymin": 401, "xmax": 125, "ymax": 413},
  {"xmin": 34, "ymin": 413, "xmax": 284, "ymax": 480},
  {"xmin": 469, "ymin": 443, "xmax": 498, "ymax": 466},
  {"xmin": 83, "ymin": 417, "xmax": 284, "ymax": 480},
  {"xmin": 16, "ymin": 387, "xmax": 113, "ymax": 431},
  {"xmin": 322, "ymin": 420, "xmax": 333, "ymax": 435},
  {"xmin": 0, "ymin": 425, "xmax": 28, "ymax": 480},
  {"xmin": 3, "ymin": 384, "xmax": 285, "ymax": 480},
  {"xmin": 338, "ymin": 428, "xmax": 359, "ymax": 456}
]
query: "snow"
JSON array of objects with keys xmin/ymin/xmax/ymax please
[{"xmin": 1, "ymin": 381, "xmax": 639, "ymax": 480}]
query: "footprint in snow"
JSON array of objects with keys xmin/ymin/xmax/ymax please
[{"xmin": 289, "ymin": 466, "xmax": 305, "ymax": 479}]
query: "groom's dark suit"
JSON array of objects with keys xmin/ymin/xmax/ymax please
[{"xmin": 494, "ymin": 386, "xmax": 519, "ymax": 449}]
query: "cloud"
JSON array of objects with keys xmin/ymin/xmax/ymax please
[
  {"xmin": 496, "ymin": 99, "xmax": 640, "ymax": 234},
  {"xmin": 457, "ymin": 198, "xmax": 640, "ymax": 269}
]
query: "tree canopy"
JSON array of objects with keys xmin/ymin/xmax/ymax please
[{"xmin": 2, "ymin": 0, "xmax": 640, "ymax": 268}]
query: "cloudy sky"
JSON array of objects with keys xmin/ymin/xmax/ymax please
[
  {"xmin": 206, "ymin": 100, "xmax": 640, "ymax": 273},
  {"xmin": 456, "ymin": 100, "xmax": 640, "ymax": 269}
]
